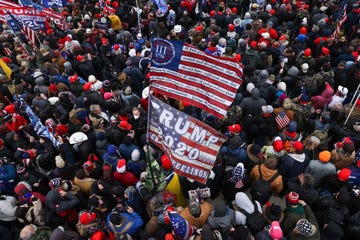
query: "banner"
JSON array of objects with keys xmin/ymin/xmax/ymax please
[
  {"xmin": 148, "ymin": 96, "xmax": 226, "ymax": 184},
  {"xmin": 4, "ymin": 11, "xmax": 38, "ymax": 48},
  {"xmin": 0, "ymin": 0, "xmax": 67, "ymax": 30},
  {"xmin": 150, "ymin": 38, "xmax": 243, "ymax": 119},
  {"xmin": 0, "ymin": 11, "xmax": 46, "ymax": 31}
]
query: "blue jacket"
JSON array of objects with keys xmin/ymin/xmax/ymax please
[
  {"xmin": 279, "ymin": 153, "xmax": 310, "ymax": 180},
  {"xmin": 348, "ymin": 166, "xmax": 360, "ymax": 187},
  {"xmin": 118, "ymin": 144, "xmax": 140, "ymax": 161},
  {"xmin": 220, "ymin": 146, "xmax": 247, "ymax": 165},
  {"xmin": 106, "ymin": 211, "xmax": 143, "ymax": 235},
  {"xmin": 0, "ymin": 164, "xmax": 16, "ymax": 195},
  {"xmin": 103, "ymin": 152, "xmax": 121, "ymax": 172},
  {"xmin": 0, "ymin": 164, "xmax": 16, "ymax": 182}
]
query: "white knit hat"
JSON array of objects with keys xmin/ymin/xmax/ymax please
[
  {"xmin": 128, "ymin": 49, "xmax": 136, "ymax": 57},
  {"xmin": 277, "ymin": 82, "xmax": 286, "ymax": 92},
  {"xmin": 131, "ymin": 149, "xmax": 141, "ymax": 161},
  {"xmin": 88, "ymin": 75, "xmax": 97, "ymax": 83},
  {"xmin": 246, "ymin": 83, "xmax": 255, "ymax": 93}
]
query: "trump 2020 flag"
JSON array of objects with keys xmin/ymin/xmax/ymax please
[
  {"xmin": 168, "ymin": 211, "xmax": 194, "ymax": 240},
  {"xmin": 150, "ymin": 38, "xmax": 242, "ymax": 119},
  {"xmin": 148, "ymin": 96, "xmax": 227, "ymax": 184}
]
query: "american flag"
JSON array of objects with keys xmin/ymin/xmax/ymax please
[
  {"xmin": 275, "ymin": 110, "xmax": 290, "ymax": 130},
  {"xmin": 5, "ymin": 11, "xmax": 38, "ymax": 49},
  {"xmin": 168, "ymin": 211, "xmax": 194, "ymax": 240},
  {"xmin": 150, "ymin": 38, "xmax": 243, "ymax": 119},
  {"xmin": 148, "ymin": 96, "xmax": 227, "ymax": 184},
  {"xmin": 330, "ymin": 3, "xmax": 347, "ymax": 40}
]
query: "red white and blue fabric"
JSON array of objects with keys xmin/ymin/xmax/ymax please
[
  {"xmin": 168, "ymin": 211, "xmax": 195, "ymax": 240},
  {"xmin": 229, "ymin": 163, "xmax": 246, "ymax": 189},
  {"xmin": 330, "ymin": 4, "xmax": 347, "ymax": 40},
  {"xmin": 2, "ymin": 11, "xmax": 38, "ymax": 49},
  {"xmin": 0, "ymin": 0, "xmax": 67, "ymax": 30},
  {"xmin": 0, "ymin": 7, "xmax": 46, "ymax": 31},
  {"xmin": 150, "ymin": 38, "xmax": 243, "ymax": 119},
  {"xmin": 148, "ymin": 96, "xmax": 227, "ymax": 184},
  {"xmin": 275, "ymin": 110, "xmax": 290, "ymax": 130}
]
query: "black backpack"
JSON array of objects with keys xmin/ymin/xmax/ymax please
[
  {"xmin": 250, "ymin": 165, "xmax": 279, "ymax": 204},
  {"xmin": 138, "ymin": 183, "xmax": 152, "ymax": 201},
  {"xmin": 239, "ymin": 201, "xmax": 267, "ymax": 234}
]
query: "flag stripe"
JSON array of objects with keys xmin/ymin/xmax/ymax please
[
  {"xmin": 182, "ymin": 48, "xmax": 243, "ymax": 79},
  {"xmin": 180, "ymin": 136, "xmax": 218, "ymax": 156},
  {"xmin": 22, "ymin": 24, "xmax": 37, "ymax": 48},
  {"xmin": 150, "ymin": 38, "xmax": 242, "ymax": 119},
  {"xmin": 178, "ymin": 58, "xmax": 240, "ymax": 89},
  {"xmin": 151, "ymin": 68, "xmax": 236, "ymax": 100},
  {"xmin": 150, "ymin": 85, "xmax": 228, "ymax": 117},
  {"xmin": 150, "ymin": 77, "xmax": 232, "ymax": 106},
  {"xmin": 150, "ymin": 71, "xmax": 235, "ymax": 102}
]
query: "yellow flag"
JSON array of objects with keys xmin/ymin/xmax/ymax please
[{"xmin": 0, "ymin": 59, "xmax": 12, "ymax": 79}]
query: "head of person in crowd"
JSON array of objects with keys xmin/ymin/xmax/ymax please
[
  {"xmin": 286, "ymin": 191, "xmax": 299, "ymax": 206},
  {"xmin": 293, "ymin": 219, "xmax": 317, "ymax": 237}
]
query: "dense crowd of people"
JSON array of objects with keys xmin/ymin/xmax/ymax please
[{"xmin": 0, "ymin": 0, "xmax": 360, "ymax": 239}]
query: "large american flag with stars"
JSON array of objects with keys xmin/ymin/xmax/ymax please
[
  {"xmin": 148, "ymin": 96, "xmax": 227, "ymax": 184},
  {"xmin": 150, "ymin": 38, "xmax": 243, "ymax": 119}
]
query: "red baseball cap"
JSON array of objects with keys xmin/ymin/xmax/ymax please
[
  {"xmin": 228, "ymin": 124, "xmax": 241, "ymax": 133},
  {"xmin": 304, "ymin": 48, "xmax": 312, "ymax": 57},
  {"xmin": 76, "ymin": 55, "xmax": 85, "ymax": 61},
  {"xmin": 118, "ymin": 121, "xmax": 132, "ymax": 130}
]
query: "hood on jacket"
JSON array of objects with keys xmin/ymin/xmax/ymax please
[
  {"xmin": 287, "ymin": 153, "xmax": 306, "ymax": 163},
  {"xmin": 45, "ymin": 189, "xmax": 61, "ymax": 211},
  {"xmin": 251, "ymin": 88, "xmax": 260, "ymax": 99}
]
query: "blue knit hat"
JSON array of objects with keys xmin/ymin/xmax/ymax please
[
  {"xmin": 107, "ymin": 144, "xmax": 117, "ymax": 156},
  {"xmin": 96, "ymin": 131, "xmax": 106, "ymax": 141},
  {"xmin": 297, "ymin": 34, "xmax": 306, "ymax": 42},
  {"xmin": 287, "ymin": 121, "xmax": 297, "ymax": 133}
]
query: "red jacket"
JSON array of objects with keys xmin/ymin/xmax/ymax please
[{"xmin": 113, "ymin": 171, "xmax": 138, "ymax": 187}]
